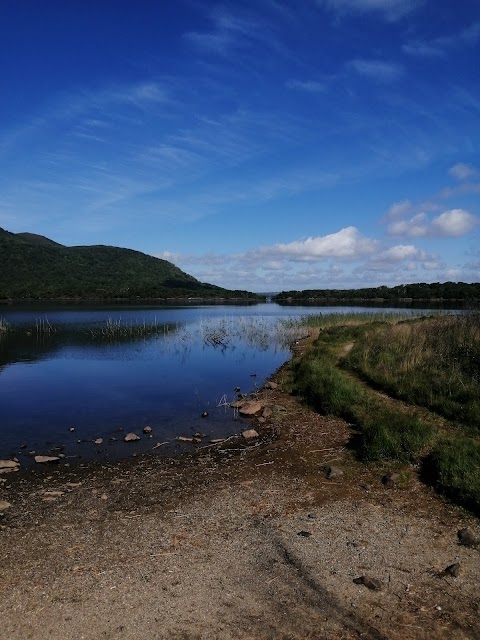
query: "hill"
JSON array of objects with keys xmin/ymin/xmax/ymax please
[{"xmin": 0, "ymin": 228, "xmax": 257, "ymax": 301}]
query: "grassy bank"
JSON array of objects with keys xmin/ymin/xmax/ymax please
[{"xmin": 291, "ymin": 312, "xmax": 480, "ymax": 513}]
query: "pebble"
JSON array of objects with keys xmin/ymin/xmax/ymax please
[
  {"xmin": 34, "ymin": 455, "xmax": 60, "ymax": 464},
  {"xmin": 94, "ymin": 438, "xmax": 103, "ymax": 445},
  {"xmin": 143, "ymin": 426, "xmax": 152, "ymax": 434},
  {"xmin": 242, "ymin": 429, "xmax": 259, "ymax": 441},
  {"xmin": 444, "ymin": 563, "xmax": 461, "ymax": 577},
  {"xmin": 353, "ymin": 576, "xmax": 382, "ymax": 591}
]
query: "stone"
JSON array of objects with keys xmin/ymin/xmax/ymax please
[
  {"xmin": 143, "ymin": 426, "xmax": 152, "ymax": 434},
  {"xmin": 444, "ymin": 563, "xmax": 461, "ymax": 577},
  {"xmin": 94, "ymin": 438, "xmax": 103, "ymax": 445},
  {"xmin": 239, "ymin": 401, "xmax": 264, "ymax": 417},
  {"xmin": 124, "ymin": 433, "xmax": 140, "ymax": 443},
  {"xmin": 176, "ymin": 436, "xmax": 194, "ymax": 443},
  {"xmin": 324, "ymin": 466, "xmax": 343, "ymax": 480},
  {"xmin": 230, "ymin": 400, "xmax": 246, "ymax": 409},
  {"xmin": 262, "ymin": 407, "xmax": 273, "ymax": 419},
  {"xmin": 0, "ymin": 500, "xmax": 11, "ymax": 511},
  {"xmin": 353, "ymin": 576, "xmax": 382, "ymax": 591},
  {"xmin": 201, "ymin": 411, "xmax": 208, "ymax": 418},
  {"xmin": 210, "ymin": 439, "xmax": 225, "ymax": 444},
  {"xmin": 382, "ymin": 472, "xmax": 400, "ymax": 488},
  {"xmin": 42, "ymin": 491, "xmax": 65, "ymax": 497},
  {"xmin": 265, "ymin": 381, "xmax": 278, "ymax": 390},
  {"xmin": 242, "ymin": 429, "xmax": 259, "ymax": 440},
  {"xmin": 297, "ymin": 530, "xmax": 312, "ymax": 538},
  {"xmin": 0, "ymin": 460, "xmax": 19, "ymax": 470},
  {"xmin": 458, "ymin": 528, "xmax": 479, "ymax": 548},
  {"xmin": 34, "ymin": 456, "xmax": 60, "ymax": 464}
]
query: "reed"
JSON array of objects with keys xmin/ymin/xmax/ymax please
[
  {"xmin": 0, "ymin": 317, "xmax": 10, "ymax": 340},
  {"xmin": 88, "ymin": 317, "xmax": 165, "ymax": 340}
]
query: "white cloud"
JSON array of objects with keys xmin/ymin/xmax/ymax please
[
  {"xmin": 387, "ymin": 208, "xmax": 477, "ymax": 238},
  {"xmin": 431, "ymin": 209, "xmax": 477, "ymax": 237},
  {"xmin": 318, "ymin": 0, "xmax": 423, "ymax": 21},
  {"xmin": 375, "ymin": 244, "xmax": 426, "ymax": 262},
  {"xmin": 348, "ymin": 59, "xmax": 404, "ymax": 82},
  {"xmin": 448, "ymin": 163, "xmax": 478, "ymax": 181},
  {"xmin": 254, "ymin": 226, "xmax": 377, "ymax": 261},
  {"xmin": 387, "ymin": 213, "xmax": 428, "ymax": 237}
]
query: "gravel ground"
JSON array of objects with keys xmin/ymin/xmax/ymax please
[{"xmin": 1, "ymin": 364, "xmax": 479, "ymax": 639}]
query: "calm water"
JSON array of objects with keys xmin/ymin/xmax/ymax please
[{"xmin": 0, "ymin": 302, "xmax": 430, "ymax": 464}]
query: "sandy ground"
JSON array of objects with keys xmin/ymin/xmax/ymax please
[{"xmin": 1, "ymin": 359, "xmax": 480, "ymax": 639}]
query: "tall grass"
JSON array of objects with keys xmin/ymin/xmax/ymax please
[
  {"xmin": 291, "ymin": 312, "xmax": 480, "ymax": 512},
  {"xmin": 344, "ymin": 313, "xmax": 480, "ymax": 430},
  {"xmin": 88, "ymin": 317, "xmax": 164, "ymax": 340}
]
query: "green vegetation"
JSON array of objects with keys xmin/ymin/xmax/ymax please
[
  {"xmin": 291, "ymin": 312, "xmax": 480, "ymax": 513},
  {"xmin": 88, "ymin": 317, "xmax": 168, "ymax": 340},
  {"xmin": 0, "ymin": 227, "xmax": 259, "ymax": 301},
  {"xmin": 274, "ymin": 282, "xmax": 480, "ymax": 304}
]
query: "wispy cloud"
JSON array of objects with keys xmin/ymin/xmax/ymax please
[
  {"xmin": 403, "ymin": 21, "xmax": 480, "ymax": 57},
  {"xmin": 286, "ymin": 79, "xmax": 327, "ymax": 93},
  {"xmin": 348, "ymin": 58, "xmax": 404, "ymax": 82},
  {"xmin": 317, "ymin": 0, "xmax": 424, "ymax": 21},
  {"xmin": 448, "ymin": 162, "xmax": 479, "ymax": 181}
]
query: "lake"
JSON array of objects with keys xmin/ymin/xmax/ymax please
[{"xmin": 0, "ymin": 302, "xmax": 430, "ymax": 464}]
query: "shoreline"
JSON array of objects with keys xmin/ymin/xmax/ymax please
[{"xmin": 1, "ymin": 349, "xmax": 480, "ymax": 639}]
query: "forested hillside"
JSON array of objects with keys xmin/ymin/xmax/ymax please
[{"xmin": 0, "ymin": 228, "xmax": 256, "ymax": 300}]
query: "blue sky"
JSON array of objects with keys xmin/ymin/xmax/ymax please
[{"xmin": 1, "ymin": 0, "xmax": 479, "ymax": 292}]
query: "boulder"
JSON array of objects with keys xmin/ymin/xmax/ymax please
[
  {"xmin": 239, "ymin": 401, "xmax": 264, "ymax": 417},
  {"xmin": 242, "ymin": 429, "xmax": 259, "ymax": 441},
  {"xmin": 124, "ymin": 433, "xmax": 140, "ymax": 443},
  {"xmin": 0, "ymin": 460, "xmax": 19, "ymax": 470},
  {"xmin": 34, "ymin": 456, "xmax": 60, "ymax": 464},
  {"xmin": 458, "ymin": 528, "xmax": 479, "ymax": 548}
]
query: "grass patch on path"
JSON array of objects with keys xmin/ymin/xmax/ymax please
[{"xmin": 291, "ymin": 312, "xmax": 480, "ymax": 514}]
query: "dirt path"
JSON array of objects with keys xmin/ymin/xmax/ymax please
[{"xmin": 1, "ymin": 359, "xmax": 479, "ymax": 639}]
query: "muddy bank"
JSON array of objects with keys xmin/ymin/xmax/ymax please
[{"xmin": 1, "ymin": 362, "xmax": 479, "ymax": 639}]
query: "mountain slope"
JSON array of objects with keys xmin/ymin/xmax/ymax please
[{"xmin": 0, "ymin": 228, "xmax": 255, "ymax": 300}]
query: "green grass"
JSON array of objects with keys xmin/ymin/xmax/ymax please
[
  {"xmin": 427, "ymin": 437, "xmax": 480, "ymax": 515},
  {"xmin": 344, "ymin": 312, "xmax": 480, "ymax": 431},
  {"xmin": 291, "ymin": 312, "xmax": 480, "ymax": 512}
]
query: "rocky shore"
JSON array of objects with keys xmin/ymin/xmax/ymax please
[{"xmin": 1, "ymin": 354, "xmax": 479, "ymax": 639}]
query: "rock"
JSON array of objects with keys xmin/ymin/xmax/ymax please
[
  {"xmin": 69, "ymin": 427, "xmax": 75, "ymax": 432},
  {"xmin": 297, "ymin": 530, "xmax": 312, "ymax": 538},
  {"xmin": 94, "ymin": 438, "xmax": 103, "ymax": 445},
  {"xmin": 210, "ymin": 439, "xmax": 225, "ymax": 444},
  {"xmin": 124, "ymin": 433, "xmax": 140, "ymax": 443},
  {"xmin": 143, "ymin": 426, "xmax": 152, "ymax": 434},
  {"xmin": 34, "ymin": 456, "xmax": 60, "ymax": 464},
  {"xmin": 257, "ymin": 417, "xmax": 266, "ymax": 424},
  {"xmin": 324, "ymin": 466, "xmax": 343, "ymax": 480},
  {"xmin": 0, "ymin": 460, "xmax": 20, "ymax": 470},
  {"xmin": 353, "ymin": 576, "xmax": 382, "ymax": 591},
  {"xmin": 265, "ymin": 381, "xmax": 278, "ymax": 390},
  {"xmin": 262, "ymin": 407, "xmax": 273, "ymax": 419},
  {"xmin": 193, "ymin": 432, "xmax": 203, "ymax": 439},
  {"xmin": 444, "ymin": 563, "xmax": 461, "ymax": 577},
  {"xmin": 0, "ymin": 500, "xmax": 11, "ymax": 511},
  {"xmin": 239, "ymin": 401, "xmax": 264, "ymax": 417},
  {"xmin": 230, "ymin": 400, "xmax": 246, "ymax": 409},
  {"xmin": 176, "ymin": 436, "xmax": 194, "ymax": 443},
  {"xmin": 458, "ymin": 528, "xmax": 479, "ymax": 548},
  {"xmin": 42, "ymin": 490, "xmax": 64, "ymax": 498},
  {"xmin": 382, "ymin": 472, "xmax": 400, "ymax": 488},
  {"xmin": 242, "ymin": 429, "xmax": 259, "ymax": 441},
  {"xmin": 201, "ymin": 411, "xmax": 208, "ymax": 418},
  {"xmin": 234, "ymin": 386, "xmax": 241, "ymax": 393}
]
